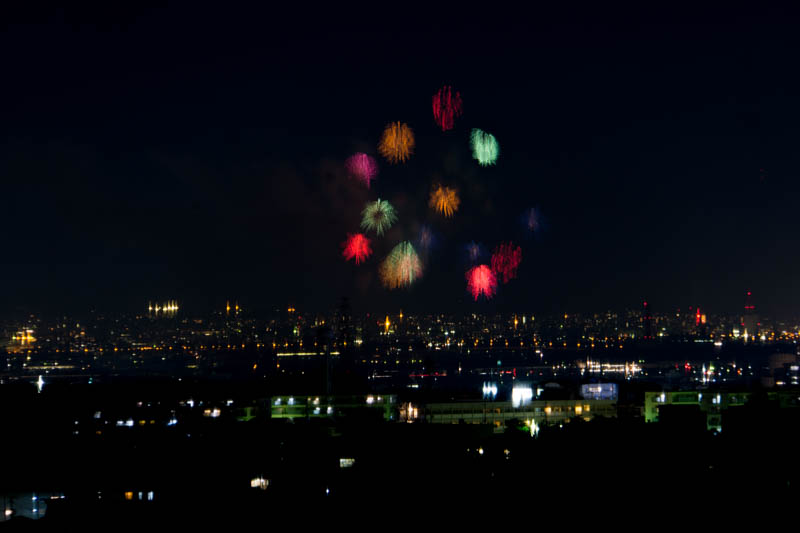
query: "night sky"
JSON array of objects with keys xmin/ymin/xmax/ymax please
[{"xmin": 3, "ymin": 5, "xmax": 800, "ymax": 316}]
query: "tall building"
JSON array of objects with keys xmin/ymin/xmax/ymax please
[
  {"xmin": 742, "ymin": 290, "xmax": 758, "ymax": 339},
  {"xmin": 642, "ymin": 301, "xmax": 654, "ymax": 340}
]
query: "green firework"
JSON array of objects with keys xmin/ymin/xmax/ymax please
[
  {"xmin": 380, "ymin": 241, "xmax": 422, "ymax": 289},
  {"xmin": 361, "ymin": 198, "xmax": 398, "ymax": 236},
  {"xmin": 470, "ymin": 128, "xmax": 499, "ymax": 166}
]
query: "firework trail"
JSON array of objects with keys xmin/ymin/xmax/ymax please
[
  {"xmin": 361, "ymin": 199, "xmax": 398, "ymax": 236},
  {"xmin": 491, "ymin": 242, "xmax": 522, "ymax": 283},
  {"xmin": 432, "ymin": 85, "xmax": 463, "ymax": 131},
  {"xmin": 342, "ymin": 233, "xmax": 373, "ymax": 264},
  {"xmin": 380, "ymin": 241, "xmax": 423, "ymax": 289},
  {"xmin": 470, "ymin": 128, "xmax": 499, "ymax": 166},
  {"xmin": 466, "ymin": 265, "xmax": 497, "ymax": 301},
  {"xmin": 429, "ymin": 185, "xmax": 460, "ymax": 218},
  {"xmin": 345, "ymin": 153, "xmax": 378, "ymax": 188},
  {"xmin": 378, "ymin": 122, "xmax": 415, "ymax": 163}
]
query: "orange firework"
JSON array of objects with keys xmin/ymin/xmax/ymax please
[
  {"xmin": 429, "ymin": 185, "xmax": 460, "ymax": 218},
  {"xmin": 378, "ymin": 122, "xmax": 415, "ymax": 163}
]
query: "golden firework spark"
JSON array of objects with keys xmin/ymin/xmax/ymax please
[
  {"xmin": 429, "ymin": 185, "xmax": 460, "ymax": 218},
  {"xmin": 378, "ymin": 121, "xmax": 415, "ymax": 163}
]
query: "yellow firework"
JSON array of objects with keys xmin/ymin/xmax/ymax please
[
  {"xmin": 429, "ymin": 185, "xmax": 460, "ymax": 218},
  {"xmin": 378, "ymin": 122, "xmax": 415, "ymax": 163}
]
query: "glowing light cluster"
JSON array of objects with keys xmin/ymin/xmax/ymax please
[
  {"xmin": 378, "ymin": 122, "xmax": 415, "ymax": 163},
  {"xmin": 432, "ymin": 85, "xmax": 463, "ymax": 131},
  {"xmin": 429, "ymin": 185, "xmax": 460, "ymax": 218},
  {"xmin": 491, "ymin": 242, "xmax": 522, "ymax": 283},
  {"xmin": 361, "ymin": 198, "xmax": 398, "ymax": 236},
  {"xmin": 341, "ymin": 233, "xmax": 372, "ymax": 264},
  {"xmin": 380, "ymin": 241, "xmax": 422, "ymax": 289},
  {"xmin": 470, "ymin": 128, "xmax": 499, "ymax": 166},
  {"xmin": 345, "ymin": 153, "xmax": 378, "ymax": 188},
  {"xmin": 466, "ymin": 264, "xmax": 497, "ymax": 300}
]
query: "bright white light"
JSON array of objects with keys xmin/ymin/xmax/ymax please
[
  {"xmin": 287, "ymin": 397, "xmax": 295, "ymax": 406},
  {"xmin": 366, "ymin": 396, "xmax": 375, "ymax": 405},
  {"xmin": 511, "ymin": 386, "xmax": 533, "ymax": 407},
  {"xmin": 250, "ymin": 477, "xmax": 269, "ymax": 490},
  {"xmin": 339, "ymin": 458, "xmax": 355, "ymax": 468},
  {"xmin": 482, "ymin": 382, "xmax": 498, "ymax": 399}
]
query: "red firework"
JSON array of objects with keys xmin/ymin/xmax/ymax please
[
  {"xmin": 345, "ymin": 153, "xmax": 378, "ymax": 188},
  {"xmin": 432, "ymin": 85, "xmax": 463, "ymax": 132},
  {"xmin": 490, "ymin": 242, "xmax": 522, "ymax": 283},
  {"xmin": 342, "ymin": 233, "xmax": 372, "ymax": 264},
  {"xmin": 466, "ymin": 265, "xmax": 497, "ymax": 301}
]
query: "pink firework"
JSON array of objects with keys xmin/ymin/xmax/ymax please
[
  {"xmin": 466, "ymin": 265, "xmax": 497, "ymax": 301},
  {"xmin": 345, "ymin": 153, "xmax": 378, "ymax": 188},
  {"xmin": 342, "ymin": 233, "xmax": 373, "ymax": 264},
  {"xmin": 490, "ymin": 242, "xmax": 522, "ymax": 283},
  {"xmin": 432, "ymin": 85, "xmax": 463, "ymax": 132}
]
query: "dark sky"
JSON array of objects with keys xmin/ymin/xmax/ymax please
[{"xmin": 3, "ymin": 5, "xmax": 800, "ymax": 317}]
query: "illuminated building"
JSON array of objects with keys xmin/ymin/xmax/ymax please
[
  {"xmin": 580, "ymin": 383, "xmax": 618, "ymax": 400},
  {"xmin": 148, "ymin": 300, "xmax": 179, "ymax": 317},
  {"xmin": 7, "ymin": 329, "xmax": 36, "ymax": 354},
  {"xmin": 269, "ymin": 395, "xmax": 397, "ymax": 421},
  {"xmin": 642, "ymin": 301, "xmax": 653, "ymax": 340},
  {"xmin": 742, "ymin": 291, "xmax": 759, "ymax": 339},
  {"xmin": 644, "ymin": 391, "xmax": 752, "ymax": 431},
  {"xmin": 420, "ymin": 399, "xmax": 617, "ymax": 428}
]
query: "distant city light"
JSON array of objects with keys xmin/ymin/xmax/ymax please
[{"xmin": 511, "ymin": 385, "xmax": 533, "ymax": 408}]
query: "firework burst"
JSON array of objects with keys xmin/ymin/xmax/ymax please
[
  {"xmin": 466, "ymin": 265, "xmax": 497, "ymax": 301},
  {"xmin": 378, "ymin": 122, "xmax": 415, "ymax": 164},
  {"xmin": 466, "ymin": 241, "xmax": 484, "ymax": 264},
  {"xmin": 470, "ymin": 128, "xmax": 499, "ymax": 166},
  {"xmin": 361, "ymin": 199, "xmax": 398, "ymax": 236},
  {"xmin": 380, "ymin": 241, "xmax": 422, "ymax": 289},
  {"xmin": 432, "ymin": 85, "xmax": 463, "ymax": 131},
  {"xmin": 490, "ymin": 242, "xmax": 522, "ymax": 283},
  {"xmin": 341, "ymin": 233, "xmax": 372, "ymax": 264},
  {"xmin": 345, "ymin": 153, "xmax": 378, "ymax": 188},
  {"xmin": 429, "ymin": 185, "xmax": 460, "ymax": 218}
]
